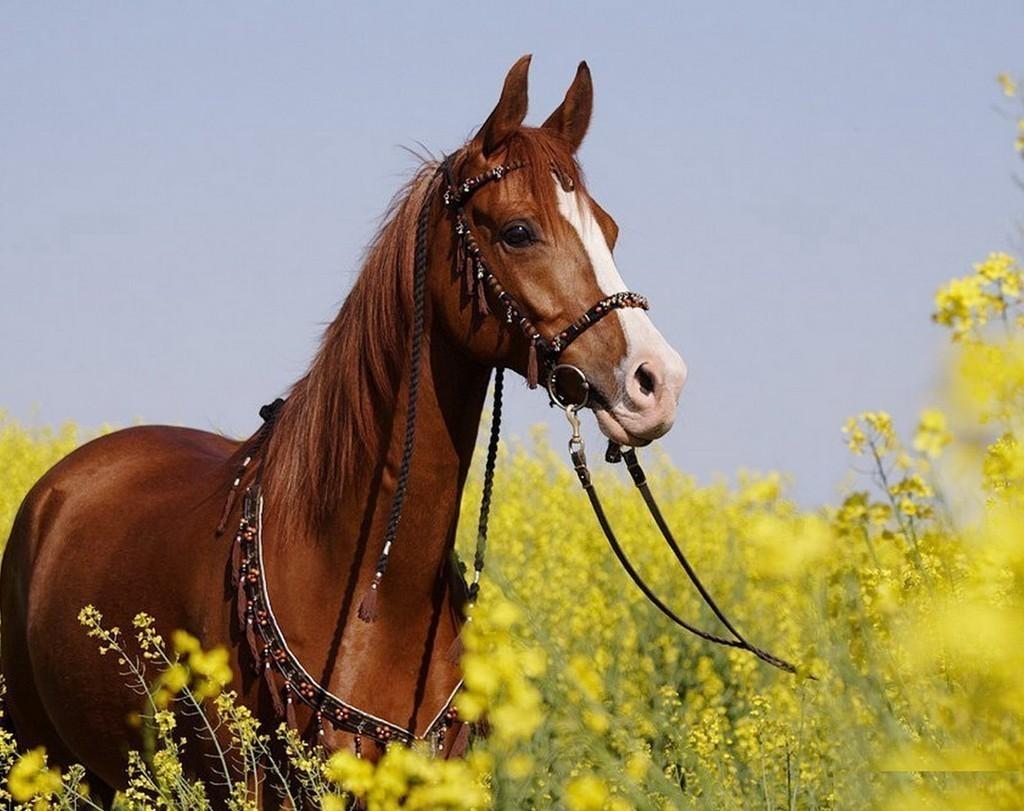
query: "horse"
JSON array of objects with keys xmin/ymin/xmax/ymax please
[{"xmin": 1, "ymin": 55, "xmax": 687, "ymax": 802}]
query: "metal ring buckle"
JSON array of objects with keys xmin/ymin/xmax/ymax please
[{"xmin": 547, "ymin": 364, "xmax": 590, "ymax": 412}]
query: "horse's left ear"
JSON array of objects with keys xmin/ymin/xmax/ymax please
[
  {"xmin": 542, "ymin": 61, "xmax": 593, "ymax": 153},
  {"xmin": 474, "ymin": 54, "xmax": 532, "ymax": 157}
]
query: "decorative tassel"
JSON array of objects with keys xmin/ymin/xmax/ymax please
[
  {"xmin": 236, "ymin": 580, "xmax": 248, "ymax": 629},
  {"xmin": 245, "ymin": 618, "xmax": 259, "ymax": 664},
  {"xmin": 357, "ymin": 576, "xmax": 381, "ymax": 623},
  {"xmin": 265, "ymin": 666, "xmax": 285, "ymax": 717},
  {"xmin": 456, "ymin": 236, "xmax": 468, "ymax": 288},
  {"xmin": 465, "ymin": 253, "xmax": 475, "ymax": 296},
  {"xmin": 526, "ymin": 340, "xmax": 539, "ymax": 389},
  {"xmin": 445, "ymin": 632, "xmax": 465, "ymax": 665},
  {"xmin": 449, "ymin": 722, "xmax": 471, "ymax": 757},
  {"xmin": 215, "ymin": 488, "xmax": 237, "ymax": 536},
  {"xmin": 476, "ymin": 275, "xmax": 489, "ymax": 317},
  {"xmin": 231, "ymin": 534, "xmax": 242, "ymax": 584},
  {"xmin": 285, "ymin": 685, "xmax": 297, "ymax": 729},
  {"xmin": 216, "ymin": 456, "xmax": 251, "ymax": 536}
]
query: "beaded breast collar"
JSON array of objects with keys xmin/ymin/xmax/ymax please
[{"xmin": 231, "ymin": 486, "xmax": 462, "ymax": 753}]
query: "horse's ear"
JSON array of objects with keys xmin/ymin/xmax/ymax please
[
  {"xmin": 542, "ymin": 61, "xmax": 593, "ymax": 153},
  {"xmin": 474, "ymin": 54, "xmax": 531, "ymax": 157}
]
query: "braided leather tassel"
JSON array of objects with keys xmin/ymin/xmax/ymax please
[
  {"xmin": 285, "ymin": 684, "xmax": 298, "ymax": 729},
  {"xmin": 265, "ymin": 666, "xmax": 285, "ymax": 717},
  {"xmin": 234, "ymin": 532, "xmax": 248, "ymax": 629},
  {"xmin": 231, "ymin": 531, "xmax": 243, "ymax": 587},
  {"xmin": 465, "ymin": 256, "xmax": 475, "ymax": 297},
  {"xmin": 236, "ymin": 578, "xmax": 248, "ymax": 629},
  {"xmin": 476, "ymin": 274, "xmax": 489, "ymax": 316},
  {"xmin": 357, "ymin": 572, "xmax": 382, "ymax": 623},
  {"xmin": 449, "ymin": 722, "xmax": 471, "ymax": 757},
  {"xmin": 245, "ymin": 617, "xmax": 259, "ymax": 668},
  {"xmin": 445, "ymin": 632, "xmax": 465, "ymax": 665},
  {"xmin": 526, "ymin": 340, "xmax": 539, "ymax": 389},
  {"xmin": 215, "ymin": 488, "xmax": 237, "ymax": 536},
  {"xmin": 455, "ymin": 233, "xmax": 469, "ymax": 291}
]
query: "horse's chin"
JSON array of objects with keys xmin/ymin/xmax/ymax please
[{"xmin": 593, "ymin": 408, "xmax": 662, "ymax": 448}]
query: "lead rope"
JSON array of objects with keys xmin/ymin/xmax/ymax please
[
  {"xmin": 447, "ymin": 366, "xmax": 504, "ymax": 664},
  {"xmin": 563, "ymin": 407, "xmax": 800, "ymax": 675},
  {"xmin": 470, "ymin": 366, "xmax": 504, "ymax": 602}
]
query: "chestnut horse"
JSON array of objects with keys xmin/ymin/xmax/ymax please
[{"xmin": 1, "ymin": 55, "xmax": 686, "ymax": 799}]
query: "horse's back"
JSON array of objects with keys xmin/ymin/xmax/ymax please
[
  {"xmin": 0, "ymin": 424, "xmax": 240, "ymax": 787},
  {"xmin": 3, "ymin": 425, "xmax": 237, "ymax": 586}
]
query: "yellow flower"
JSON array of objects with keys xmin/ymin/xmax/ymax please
[
  {"xmin": 321, "ymin": 796, "xmax": 348, "ymax": 811},
  {"xmin": 8, "ymin": 748, "xmax": 62, "ymax": 803},
  {"xmin": 564, "ymin": 774, "xmax": 609, "ymax": 810},
  {"xmin": 997, "ymin": 73, "xmax": 1017, "ymax": 98},
  {"xmin": 165, "ymin": 630, "xmax": 233, "ymax": 703},
  {"xmin": 913, "ymin": 409, "xmax": 952, "ymax": 458},
  {"xmin": 625, "ymin": 751, "xmax": 650, "ymax": 780},
  {"xmin": 505, "ymin": 753, "xmax": 534, "ymax": 780},
  {"xmin": 324, "ymin": 750, "xmax": 375, "ymax": 797},
  {"xmin": 582, "ymin": 708, "xmax": 610, "ymax": 734}
]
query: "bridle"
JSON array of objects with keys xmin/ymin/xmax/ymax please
[
  {"xmin": 220, "ymin": 151, "xmax": 801, "ymax": 758},
  {"xmin": 441, "ymin": 159, "xmax": 650, "ymax": 390}
]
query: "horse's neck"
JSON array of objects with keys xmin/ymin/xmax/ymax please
[{"xmin": 262, "ymin": 318, "xmax": 491, "ymax": 727}]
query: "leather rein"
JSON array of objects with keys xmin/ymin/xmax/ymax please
[
  {"xmin": 437, "ymin": 155, "xmax": 797, "ymax": 675},
  {"xmin": 221, "ymin": 153, "xmax": 798, "ymax": 757}
]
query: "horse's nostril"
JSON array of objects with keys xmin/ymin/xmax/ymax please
[{"xmin": 635, "ymin": 363, "xmax": 656, "ymax": 398}]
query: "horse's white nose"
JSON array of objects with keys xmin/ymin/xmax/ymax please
[{"xmin": 616, "ymin": 349, "xmax": 687, "ymax": 441}]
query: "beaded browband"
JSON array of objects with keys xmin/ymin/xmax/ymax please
[{"xmin": 442, "ymin": 160, "xmax": 649, "ymax": 389}]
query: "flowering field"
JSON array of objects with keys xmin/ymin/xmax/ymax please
[{"xmin": 2, "ymin": 85, "xmax": 1023, "ymax": 811}]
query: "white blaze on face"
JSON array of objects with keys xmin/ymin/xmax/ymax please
[{"xmin": 554, "ymin": 180, "xmax": 686, "ymax": 408}]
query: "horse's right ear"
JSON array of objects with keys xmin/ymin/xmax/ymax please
[
  {"xmin": 473, "ymin": 54, "xmax": 531, "ymax": 157},
  {"xmin": 542, "ymin": 61, "xmax": 592, "ymax": 153}
]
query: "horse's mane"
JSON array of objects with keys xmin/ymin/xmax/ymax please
[{"xmin": 258, "ymin": 128, "xmax": 585, "ymax": 536}]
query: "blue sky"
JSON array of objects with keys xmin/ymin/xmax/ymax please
[{"xmin": 2, "ymin": 2, "xmax": 1023, "ymax": 503}]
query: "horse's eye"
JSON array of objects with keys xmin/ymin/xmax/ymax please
[{"xmin": 500, "ymin": 223, "xmax": 535, "ymax": 248}]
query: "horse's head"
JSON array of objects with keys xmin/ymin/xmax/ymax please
[{"xmin": 433, "ymin": 55, "xmax": 686, "ymax": 445}]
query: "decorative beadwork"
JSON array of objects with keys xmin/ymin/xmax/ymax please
[
  {"xmin": 233, "ymin": 487, "xmax": 462, "ymax": 750},
  {"xmin": 442, "ymin": 161, "xmax": 649, "ymax": 389}
]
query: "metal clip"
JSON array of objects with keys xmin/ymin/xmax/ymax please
[{"xmin": 566, "ymin": 406, "xmax": 584, "ymax": 454}]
